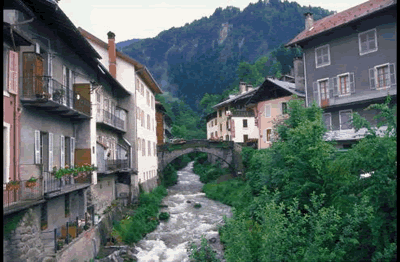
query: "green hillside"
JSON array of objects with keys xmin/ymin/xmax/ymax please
[{"xmin": 118, "ymin": 0, "xmax": 333, "ymax": 109}]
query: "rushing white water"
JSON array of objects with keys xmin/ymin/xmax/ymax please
[{"xmin": 135, "ymin": 162, "xmax": 232, "ymax": 262}]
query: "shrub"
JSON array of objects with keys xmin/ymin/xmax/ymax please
[
  {"xmin": 188, "ymin": 235, "xmax": 220, "ymax": 262},
  {"xmin": 158, "ymin": 212, "xmax": 170, "ymax": 221}
]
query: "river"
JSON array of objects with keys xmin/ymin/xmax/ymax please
[{"xmin": 134, "ymin": 161, "xmax": 232, "ymax": 262}]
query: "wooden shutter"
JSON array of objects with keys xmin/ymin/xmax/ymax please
[
  {"xmin": 35, "ymin": 130, "xmax": 41, "ymax": 164},
  {"xmin": 71, "ymin": 137, "xmax": 75, "ymax": 167},
  {"xmin": 8, "ymin": 50, "xmax": 19, "ymax": 94},
  {"xmin": 49, "ymin": 133, "xmax": 53, "ymax": 171},
  {"xmin": 369, "ymin": 68, "xmax": 376, "ymax": 89},
  {"xmin": 349, "ymin": 72, "xmax": 355, "ymax": 93},
  {"xmin": 389, "ymin": 63, "xmax": 396, "ymax": 86},
  {"xmin": 329, "ymin": 77, "xmax": 335, "ymax": 98},
  {"xmin": 60, "ymin": 135, "xmax": 65, "ymax": 168},
  {"xmin": 313, "ymin": 81, "xmax": 319, "ymax": 106}
]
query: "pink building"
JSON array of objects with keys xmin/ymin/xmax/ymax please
[{"xmin": 246, "ymin": 78, "xmax": 305, "ymax": 149}]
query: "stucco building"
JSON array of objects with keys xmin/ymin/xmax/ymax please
[{"xmin": 286, "ymin": 0, "xmax": 397, "ymax": 148}]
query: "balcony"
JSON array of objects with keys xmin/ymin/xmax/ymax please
[
  {"xmin": 20, "ymin": 76, "xmax": 91, "ymax": 119},
  {"xmin": 97, "ymin": 109, "xmax": 126, "ymax": 132},
  {"xmin": 106, "ymin": 159, "xmax": 129, "ymax": 171},
  {"xmin": 43, "ymin": 171, "xmax": 91, "ymax": 199},
  {"xmin": 231, "ymin": 110, "xmax": 255, "ymax": 117},
  {"xmin": 3, "ymin": 179, "xmax": 44, "ymax": 215}
]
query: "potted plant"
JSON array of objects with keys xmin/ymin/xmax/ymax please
[
  {"xmin": 25, "ymin": 176, "xmax": 38, "ymax": 188},
  {"xmin": 53, "ymin": 88, "xmax": 65, "ymax": 102},
  {"xmin": 6, "ymin": 178, "xmax": 20, "ymax": 191}
]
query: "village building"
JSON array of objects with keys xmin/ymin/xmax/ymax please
[
  {"xmin": 286, "ymin": 0, "xmax": 397, "ymax": 148},
  {"xmin": 79, "ymin": 28, "xmax": 163, "ymax": 193},
  {"xmin": 155, "ymin": 100, "xmax": 173, "ymax": 145}
]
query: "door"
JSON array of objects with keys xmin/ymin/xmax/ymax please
[{"xmin": 73, "ymin": 84, "xmax": 91, "ymax": 116}]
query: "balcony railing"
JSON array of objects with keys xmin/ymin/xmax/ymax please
[
  {"xmin": 98, "ymin": 109, "xmax": 126, "ymax": 131},
  {"xmin": 3, "ymin": 178, "xmax": 43, "ymax": 214},
  {"xmin": 231, "ymin": 110, "xmax": 255, "ymax": 117},
  {"xmin": 43, "ymin": 171, "xmax": 91, "ymax": 195},
  {"xmin": 106, "ymin": 159, "xmax": 129, "ymax": 171},
  {"xmin": 21, "ymin": 76, "xmax": 91, "ymax": 117}
]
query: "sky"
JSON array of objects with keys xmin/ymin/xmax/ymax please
[{"xmin": 59, "ymin": 0, "xmax": 369, "ymax": 43}]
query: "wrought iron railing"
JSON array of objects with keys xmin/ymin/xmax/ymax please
[
  {"xmin": 43, "ymin": 171, "xmax": 91, "ymax": 194},
  {"xmin": 101, "ymin": 109, "xmax": 125, "ymax": 131},
  {"xmin": 21, "ymin": 76, "xmax": 91, "ymax": 116},
  {"xmin": 3, "ymin": 178, "xmax": 43, "ymax": 213}
]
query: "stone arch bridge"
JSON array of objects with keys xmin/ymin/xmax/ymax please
[{"xmin": 157, "ymin": 140, "xmax": 244, "ymax": 176}]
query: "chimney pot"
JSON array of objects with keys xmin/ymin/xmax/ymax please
[
  {"xmin": 239, "ymin": 82, "xmax": 246, "ymax": 94},
  {"xmin": 304, "ymin": 12, "xmax": 314, "ymax": 30},
  {"xmin": 107, "ymin": 31, "xmax": 115, "ymax": 39}
]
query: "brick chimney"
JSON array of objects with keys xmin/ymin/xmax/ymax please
[
  {"xmin": 239, "ymin": 82, "xmax": 246, "ymax": 94},
  {"xmin": 293, "ymin": 56, "xmax": 305, "ymax": 92},
  {"xmin": 304, "ymin": 12, "xmax": 314, "ymax": 30},
  {"xmin": 107, "ymin": 31, "xmax": 117, "ymax": 78}
]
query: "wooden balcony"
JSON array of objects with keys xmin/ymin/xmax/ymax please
[{"xmin": 20, "ymin": 76, "xmax": 91, "ymax": 119}]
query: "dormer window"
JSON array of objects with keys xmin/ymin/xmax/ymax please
[{"xmin": 315, "ymin": 44, "xmax": 330, "ymax": 68}]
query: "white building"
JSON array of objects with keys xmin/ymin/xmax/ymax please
[{"xmin": 79, "ymin": 28, "xmax": 162, "ymax": 192}]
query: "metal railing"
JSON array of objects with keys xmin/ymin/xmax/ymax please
[
  {"xmin": 106, "ymin": 159, "xmax": 129, "ymax": 171},
  {"xmin": 101, "ymin": 109, "xmax": 126, "ymax": 131},
  {"xmin": 3, "ymin": 178, "xmax": 43, "ymax": 213},
  {"xmin": 43, "ymin": 171, "xmax": 91, "ymax": 194},
  {"xmin": 21, "ymin": 76, "xmax": 91, "ymax": 116}
]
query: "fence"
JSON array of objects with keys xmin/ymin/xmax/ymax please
[
  {"xmin": 3, "ymin": 178, "xmax": 43, "ymax": 214},
  {"xmin": 41, "ymin": 207, "xmax": 95, "ymax": 254}
]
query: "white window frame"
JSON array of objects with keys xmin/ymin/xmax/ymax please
[
  {"xmin": 323, "ymin": 113, "xmax": 332, "ymax": 131},
  {"xmin": 371, "ymin": 63, "xmax": 396, "ymax": 90},
  {"xmin": 4, "ymin": 122, "xmax": 11, "ymax": 184},
  {"xmin": 264, "ymin": 104, "xmax": 271, "ymax": 118},
  {"xmin": 339, "ymin": 109, "xmax": 354, "ymax": 131},
  {"xmin": 242, "ymin": 119, "xmax": 248, "ymax": 128},
  {"xmin": 337, "ymin": 73, "xmax": 351, "ymax": 97},
  {"xmin": 265, "ymin": 128, "xmax": 272, "ymax": 142},
  {"xmin": 358, "ymin": 28, "xmax": 378, "ymax": 56},
  {"xmin": 315, "ymin": 44, "xmax": 331, "ymax": 68}
]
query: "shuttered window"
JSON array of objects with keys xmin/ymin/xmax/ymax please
[
  {"xmin": 35, "ymin": 130, "xmax": 41, "ymax": 164},
  {"xmin": 370, "ymin": 63, "xmax": 396, "ymax": 89},
  {"xmin": 8, "ymin": 50, "xmax": 19, "ymax": 94},
  {"xmin": 60, "ymin": 135, "xmax": 65, "ymax": 168},
  {"xmin": 48, "ymin": 133, "xmax": 53, "ymax": 171},
  {"xmin": 264, "ymin": 104, "xmax": 271, "ymax": 118}
]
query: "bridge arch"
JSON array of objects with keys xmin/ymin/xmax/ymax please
[{"xmin": 157, "ymin": 140, "xmax": 244, "ymax": 177}]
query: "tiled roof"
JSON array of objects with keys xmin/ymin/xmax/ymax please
[
  {"xmin": 286, "ymin": 0, "xmax": 396, "ymax": 47},
  {"xmin": 266, "ymin": 78, "xmax": 305, "ymax": 97},
  {"xmin": 212, "ymin": 87, "xmax": 259, "ymax": 109}
]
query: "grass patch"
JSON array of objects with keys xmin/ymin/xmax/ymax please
[{"xmin": 111, "ymin": 186, "xmax": 168, "ymax": 244}]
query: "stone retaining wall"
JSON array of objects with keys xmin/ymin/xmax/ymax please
[{"xmin": 3, "ymin": 207, "xmax": 46, "ymax": 262}]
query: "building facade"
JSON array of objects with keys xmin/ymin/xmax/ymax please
[
  {"xmin": 286, "ymin": 0, "xmax": 397, "ymax": 148},
  {"xmin": 211, "ymin": 82, "xmax": 259, "ymax": 144},
  {"xmin": 155, "ymin": 100, "xmax": 173, "ymax": 145},
  {"xmin": 80, "ymin": 28, "xmax": 162, "ymax": 192}
]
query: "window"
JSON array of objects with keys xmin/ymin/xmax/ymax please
[
  {"xmin": 339, "ymin": 110, "xmax": 353, "ymax": 130},
  {"xmin": 65, "ymin": 194, "xmax": 70, "ymax": 218},
  {"xmin": 225, "ymin": 135, "xmax": 229, "ymax": 141},
  {"xmin": 142, "ymin": 139, "xmax": 146, "ymax": 156},
  {"xmin": 315, "ymin": 44, "xmax": 330, "ymax": 68},
  {"xmin": 369, "ymin": 63, "xmax": 396, "ymax": 90},
  {"xmin": 210, "ymin": 133, "xmax": 214, "ymax": 138},
  {"xmin": 136, "ymin": 78, "xmax": 140, "ymax": 91},
  {"xmin": 281, "ymin": 102, "xmax": 288, "ymax": 114},
  {"xmin": 219, "ymin": 110, "xmax": 222, "ymax": 117},
  {"xmin": 6, "ymin": 48, "xmax": 19, "ymax": 95},
  {"xmin": 243, "ymin": 119, "xmax": 248, "ymax": 128},
  {"xmin": 220, "ymin": 124, "xmax": 222, "ymax": 131},
  {"xmin": 264, "ymin": 104, "xmax": 271, "ymax": 118},
  {"xmin": 141, "ymin": 110, "xmax": 145, "ymax": 127},
  {"xmin": 319, "ymin": 79, "xmax": 329, "ymax": 100},
  {"xmin": 359, "ymin": 29, "xmax": 377, "ymax": 55},
  {"xmin": 96, "ymin": 91, "xmax": 102, "ymax": 117},
  {"xmin": 146, "ymin": 91, "xmax": 150, "ymax": 105},
  {"xmin": 243, "ymin": 135, "xmax": 248, "ymax": 142},
  {"xmin": 62, "ymin": 65, "xmax": 73, "ymax": 107},
  {"xmin": 323, "ymin": 113, "xmax": 332, "ymax": 131},
  {"xmin": 226, "ymin": 121, "xmax": 230, "ymax": 130},
  {"xmin": 147, "ymin": 114, "xmax": 150, "ymax": 129},
  {"xmin": 137, "ymin": 138, "xmax": 141, "ymax": 151},
  {"xmin": 338, "ymin": 74, "xmax": 350, "ymax": 96},
  {"xmin": 141, "ymin": 83, "xmax": 144, "ymax": 96},
  {"xmin": 4, "ymin": 45, "xmax": 9, "ymax": 93},
  {"xmin": 263, "ymin": 129, "xmax": 272, "ymax": 142},
  {"xmin": 215, "ymin": 119, "xmax": 217, "ymax": 125},
  {"xmin": 215, "ymin": 131, "xmax": 218, "ymax": 137},
  {"xmin": 148, "ymin": 141, "xmax": 151, "ymax": 156},
  {"xmin": 153, "ymin": 142, "xmax": 156, "ymax": 156}
]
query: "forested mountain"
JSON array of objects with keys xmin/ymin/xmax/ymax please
[
  {"xmin": 118, "ymin": 0, "xmax": 333, "ymax": 109},
  {"xmin": 116, "ymin": 39, "xmax": 141, "ymax": 49}
]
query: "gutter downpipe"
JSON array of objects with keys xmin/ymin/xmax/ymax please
[{"xmin": 303, "ymin": 52, "xmax": 308, "ymax": 107}]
